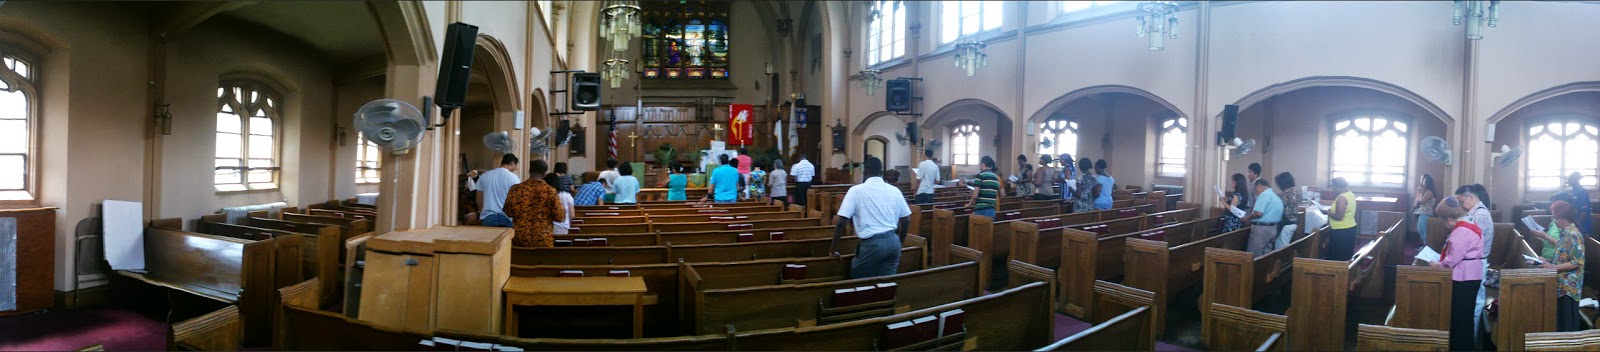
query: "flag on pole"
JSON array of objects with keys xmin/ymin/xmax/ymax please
[
  {"xmin": 774, "ymin": 119, "xmax": 785, "ymax": 154},
  {"xmin": 607, "ymin": 115, "xmax": 619, "ymax": 160}
]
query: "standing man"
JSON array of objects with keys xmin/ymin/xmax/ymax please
[
  {"xmin": 503, "ymin": 159, "xmax": 565, "ymax": 247},
  {"xmin": 791, "ymin": 154, "xmax": 816, "ymax": 207},
  {"xmin": 1245, "ymin": 162, "xmax": 1263, "ymax": 205},
  {"xmin": 705, "ymin": 155, "xmax": 742, "ymax": 203},
  {"xmin": 599, "ymin": 159, "xmax": 621, "ymax": 203},
  {"xmin": 476, "ymin": 154, "xmax": 521, "ymax": 227},
  {"xmin": 914, "ymin": 149, "xmax": 940, "ymax": 204},
  {"xmin": 1241, "ymin": 179, "xmax": 1284, "ymax": 256},
  {"xmin": 828, "ymin": 157, "xmax": 911, "ymax": 279}
]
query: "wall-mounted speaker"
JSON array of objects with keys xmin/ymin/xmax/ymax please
[
  {"xmin": 1218, "ymin": 104, "xmax": 1240, "ymax": 145},
  {"xmin": 434, "ymin": 22, "xmax": 479, "ymax": 111},
  {"xmin": 555, "ymin": 119, "xmax": 572, "ymax": 146},
  {"xmin": 886, "ymin": 79, "xmax": 912, "ymax": 113},
  {"xmin": 571, "ymin": 72, "xmax": 602, "ymax": 111},
  {"xmin": 906, "ymin": 122, "xmax": 918, "ymax": 142},
  {"xmin": 513, "ymin": 111, "xmax": 525, "ymax": 130},
  {"xmin": 1485, "ymin": 122, "xmax": 1497, "ymax": 144}
]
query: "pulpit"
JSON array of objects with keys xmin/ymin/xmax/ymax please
[{"xmin": 358, "ymin": 226, "xmax": 512, "ymax": 334}]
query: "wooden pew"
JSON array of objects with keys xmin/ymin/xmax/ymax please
[
  {"xmin": 556, "ymin": 225, "xmax": 837, "ymax": 246},
  {"xmin": 689, "ymin": 260, "xmax": 981, "ymax": 334},
  {"xmin": 512, "ymin": 237, "xmax": 862, "ymax": 265},
  {"xmin": 1284, "ymin": 211, "xmax": 1404, "ymax": 350},
  {"xmin": 931, "ymin": 204, "xmax": 1066, "ymax": 267},
  {"xmin": 574, "ymin": 211, "xmax": 802, "ymax": 225},
  {"xmin": 727, "ymin": 279, "xmax": 1054, "ymax": 350},
  {"xmin": 1199, "ymin": 226, "xmax": 1325, "ymax": 323},
  {"xmin": 1038, "ymin": 281, "xmax": 1158, "ymax": 351},
  {"xmin": 1202, "ymin": 303, "xmax": 1287, "ymax": 352},
  {"xmin": 1354, "ymin": 324, "xmax": 1449, "ymax": 351},
  {"xmin": 1048, "ymin": 218, "xmax": 1215, "ymax": 318},
  {"xmin": 172, "ymin": 305, "xmax": 241, "ymax": 351},
  {"xmin": 126, "ymin": 225, "xmax": 293, "ymax": 344},
  {"xmin": 1525, "ymin": 330, "xmax": 1600, "ymax": 351},
  {"xmin": 192, "ymin": 221, "xmax": 307, "ymax": 289},
  {"xmin": 575, "ymin": 205, "xmax": 787, "ymax": 218},
  {"xmin": 283, "ymin": 213, "xmax": 371, "ymax": 238},
  {"xmin": 576, "ymin": 218, "xmax": 823, "ymax": 235},
  {"xmin": 1494, "ymin": 268, "xmax": 1559, "ymax": 350},
  {"xmin": 967, "ymin": 205, "xmax": 1177, "ymax": 288},
  {"xmin": 1122, "ymin": 226, "xmax": 1251, "ymax": 337},
  {"xmin": 1386, "ymin": 265, "xmax": 1453, "ymax": 330},
  {"xmin": 908, "ymin": 201, "xmax": 966, "ymax": 240}
]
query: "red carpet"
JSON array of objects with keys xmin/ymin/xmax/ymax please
[
  {"xmin": 1054, "ymin": 312, "xmax": 1196, "ymax": 351},
  {"xmin": 0, "ymin": 309, "xmax": 168, "ymax": 351}
]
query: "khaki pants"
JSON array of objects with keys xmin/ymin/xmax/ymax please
[{"xmin": 1248, "ymin": 224, "xmax": 1278, "ymax": 256}]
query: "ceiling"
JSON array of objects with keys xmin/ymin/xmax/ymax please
[{"xmin": 213, "ymin": 1, "xmax": 385, "ymax": 65}]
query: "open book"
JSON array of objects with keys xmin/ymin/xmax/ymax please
[
  {"xmin": 1521, "ymin": 216, "xmax": 1547, "ymax": 233},
  {"xmin": 1414, "ymin": 246, "xmax": 1442, "ymax": 263}
]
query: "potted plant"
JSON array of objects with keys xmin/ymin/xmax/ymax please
[{"xmin": 654, "ymin": 143, "xmax": 677, "ymax": 167}]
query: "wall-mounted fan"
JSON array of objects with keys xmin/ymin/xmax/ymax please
[
  {"xmin": 354, "ymin": 99, "xmax": 426, "ymax": 155},
  {"xmin": 1420, "ymin": 136, "xmax": 1453, "ymax": 166},
  {"xmin": 1230, "ymin": 138, "xmax": 1257, "ymax": 159},
  {"xmin": 1493, "ymin": 144, "xmax": 1524, "ymax": 168},
  {"xmin": 894, "ymin": 131, "xmax": 910, "ymax": 146},
  {"xmin": 528, "ymin": 127, "xmax": 553, "ymax": 156},
  {"xmin": 483, "ymin": 131, "xmax": 516, "ymax": 155},
  {"xmin": 925, "ymin": 139, "xmax": 942, "ymax": 153},
  {"xmin": 1039, "ymin": 137, "xmax": 1054, "ymax": 150}
]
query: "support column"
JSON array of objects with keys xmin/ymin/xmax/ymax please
[
  {"xmin": 1457, "ymin": 38, "xmax": 1482, "ymax": 192},
  {"xmin": 1187, "ymin": 1, "xmax": 1214, "ymax": 203}
]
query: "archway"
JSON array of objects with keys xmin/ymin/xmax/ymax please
[
  {"xmin": 923, "ymin": 99, "xmax": 1013, "ymax": 178},
  {"xmin": 1029, "ymin": 87, "xmax": 1188, "ymax": 191},
  {"xmin": 449, "ymin": 34, "xmax": 520, "ymax": 225},
  {"xmin": 1485, "ymin": 82, "xmax": 1600, "ymax": 210}
]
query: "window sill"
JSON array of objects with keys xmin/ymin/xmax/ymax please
[{"xmin": 215, "ymin": 186, "xmax": 280, "ymax": 195}]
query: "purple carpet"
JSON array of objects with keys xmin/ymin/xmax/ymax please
[
  {"xmin": 0, "ymin": 309, "xmax": 168, "ymax": 351},
  {"xmin": 1053, "ymin": 313, "xmax": 1196, "ymax": 352}
]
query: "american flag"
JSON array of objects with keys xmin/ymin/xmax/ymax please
[{"xmin": 607, "ymin": 115, "xmax": 619, "ymax": 160}]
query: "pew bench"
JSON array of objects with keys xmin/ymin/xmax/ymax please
[{"xmin": 121, "ymin": 224, "xmax": 299, "ymax": 345}]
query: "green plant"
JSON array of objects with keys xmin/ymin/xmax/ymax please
[{"xmin": 654, "ymin": 143, "xmax": 677, "ymax": 165}]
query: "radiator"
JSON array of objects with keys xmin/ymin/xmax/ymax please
[
  {"xmin": 0, "ymin": 217, "xmax": 16, "ymax": 311},
  {"xmin": 219, "ymin": 201, "xmax": 290, "ymax": 224}
]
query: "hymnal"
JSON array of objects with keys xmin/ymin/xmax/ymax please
[
  {"xmin": 1033, "ymin": 218, "xmax": 1061, "ymax": 229},
  {"xmin": 727, "ymin": 223, "xmax": 754, "ymax": 230},
  {"xmin": 1414, "ymin": 246, "xmax": 1441, "ymax": 263},
  {"xmin": 937, "ymin": 309, "xmax": 966, "ymax": 337},
  {"xmin": 769, "ymin": 232, "xmax": 786, "ymax": 240},
  {"xmin": 554, "ymin": 239, "xmax": 573, "ymax": 247},
  {"xmin": 874, "ymin": 282, "xmax": 898, "ymax": 302},
  {"xmin": 590, "ymin": 238, "xmax": 608, "ymax": 246},
  {"xmin": 736, "ymin": 215, "xmax": 749, "ymax": 220},
  {"xmin": 737, "ymin": 233, "xmax": 755, "ymax": 242},
  {"xmin": 783, "ymin": 264, "xmax": 807, "ymax": 280},
  {"xmin": 856, "ymin": 286, "xmax": 879, "ymax": 303},
  {"xmin": 493, "ymin": 345, "xmax": 525, "ymax": 351},
  {"xmin": 568, "ymin": 227, "xmax": 581, "ymax": 234},
  {"xmin": 832, "ymin": 288, "xmax": 860, "ymax": 307},
  {"xmin": 459, "ymin": 341, "xmax": 494, "ymax": 351},
  {"xmin": 710, "ymin": 216, "xmax": 734, "ymax": 221},
  {"xmin": 558, "ymin": 270, "xmax": 584, "ymax": 277},
  {"xmin": 608, "ymin": 270, "xmax": 631, "ymax": 277},
  {"xmin": 573, "ymin": 238, "xmax": 591, "ymax": 246},
  {"xmin": 1142, "ymin": 230, "xmax": 1167, "ymax": 241},
  {"xmin": 1522, "ymin": 216, "xmax": 1546, "ymax": 233},
  {"xmin": 571, "ymin": 219, "xmax": 585, "ymax": 224},
  {"xmin": 432, "ymin": 337, "xmax": 462, "ymax": 351},
  {"xmin": 881, "ymin": 321, "xmax": 919, "ymax": 350},
  {"xmin": 911, "ymin": 315, "xmax": 940, "ymax": 342}
]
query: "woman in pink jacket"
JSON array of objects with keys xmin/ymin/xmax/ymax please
[{"xmin": 1429, "ymin": 196, "xmax": 1482, "ymax": 351}]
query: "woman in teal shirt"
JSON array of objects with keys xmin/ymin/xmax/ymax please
[{"xmin": 665, "ymin": 161, "xmax": 688, "ymax": 201}]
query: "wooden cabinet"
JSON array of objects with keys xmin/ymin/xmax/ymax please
[
  {"xmin": 0, "ymin": 207, "xmax": 56, "ymax": 317},
  {"xmin": 358, "ymin": 226, "xmax": 510, "ymax": 334}
]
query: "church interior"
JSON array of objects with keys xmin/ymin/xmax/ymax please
[{"xmin": 3, "ymin": 0, "xmax": 1600, "ymax": 350}]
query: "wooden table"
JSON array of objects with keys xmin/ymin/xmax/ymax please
[{"xmin": 502, "ymin": 276, "xmax": 649, "ymax": 338}]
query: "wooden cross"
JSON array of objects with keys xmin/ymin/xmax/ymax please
[{"xmin": 627, "ymin": 131, "xmax": 640, "ymax": 147}]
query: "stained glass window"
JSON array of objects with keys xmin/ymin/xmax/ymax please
[
  {"xmin": 1331, "ymin": 116, "xmax": 1409, "ymax": 186},
  {"xmin": 216, "ymin": 83, "xmax": 280, "ymax": 191},
  {"xmin": 641, "ymin": 0, "xmax": 731, "ymax": 80},
  {"xmin": 1158, "ymin": 116, "xmax": 1188, "ymax": 177},
  {"xmin": 952, "ymin": 124, "xmax": 981, "ymax": 166},
  {"xmin": 1525, "ymin": 118, "xmax": 1599, "ymax": 190},
  {"xmin": 1037, "ymin": 119, "xmax": 1078, "ymax": 158}
]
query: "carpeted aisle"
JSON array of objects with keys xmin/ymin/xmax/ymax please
[
  {"xmin": 1053, "ymin": 312, "xmax": 1196, "ymax": 352},
  {"xmin": 0, "ymin": 309, "xmax": 168, "ymax": 351}
]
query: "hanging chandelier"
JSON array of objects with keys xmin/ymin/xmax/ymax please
[
  {"xmin": 600, "ymin": 1, "xmax": 642, "ymax": 53},
  {"xmin": 952, "ymin": 41, "xmax": 988, "ymax": 77},
  {"xmin": 1453, "ymin": 0, "xmax": 1500, "ymax": 40},
  {"xmin": 1135, "ymin": 1, "xmax": 1180, "ymax": 51},
  {"xmin": 603, "ymin": 56, "xmax": 630, "ymax": 89},
  {"xmin": 858, "ymin": 70, "xmax": 884, "ymax": 95}
]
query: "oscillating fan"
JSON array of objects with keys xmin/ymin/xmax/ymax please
[
  {"xmin": 483, "ymin": 131, "xmax": 516, "ymax": 155},
  {"xmin": 1231, "ymin": 138, "xmax": 1257, "ymax": 159},
  {"xmin": 894, "ymin": 131, "xmax": 909, "ymax": 146},
  {"xmin": 1039, "ymin": 137, "xmax": 1054, "ymax": 150},
  {"xmin": 1420, "ymin": 136, "xmax": 1454, "ymax": 166},
  {"xmin": 925, "ymin": 139, "xmax": 943, "ymax": 154},
  {"xmin": 1494, "ymin": 145, "xmax": 1524, "ymax": 168},
  {"xmin": 528, "ymin": 127, "xmax": 553, "ymax": 156},
  {"xmin": 354, "ymin": 99, "xmax": 427, "ymax": 155}
]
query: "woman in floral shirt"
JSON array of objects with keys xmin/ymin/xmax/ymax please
[
  {"xmin": 1073, "ymin": 158, "xmax": 1099, "ymax": 213},
  {"xmin": 1546, "ymin": 200, "xmax": 1586, "ymax": 332}
]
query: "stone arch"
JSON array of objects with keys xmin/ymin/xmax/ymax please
[
  {"xmin": 368, "ymin": 1, "xmax": 434, "ymax": 67},
  {"xmin": 220, "ymin": 67, "xmax": 299, "ymax": 95},
  {"xmin": 1228, "ymin": 76, "xmax": 1453, "ymax": 124},
  {"xmin": 1027, "ymin": 85, "xmax": 1188, "ymax": 125},
  {"xmin": 1486, "ymin": 81, "xmax": 1600, "ymax": 124},
  {"xmin": 473, "ymin": 34, "xmax": 522, "ymax": 114},
  {"xmin": 925, "ymin": 99, "xmax": 1012, "ymax": 127},
  {"xmin": 852, "ymin": 111, "xmax": 904, "ymax": 137}
]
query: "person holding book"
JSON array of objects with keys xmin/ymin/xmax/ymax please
[
  {"xmin": 1427, "ymin": 196, "xmax": 1482, "ymax": 351},
  {"xmin": 1545, "ymin": 200, "xmax": 1586, "ymax": 332},
  {"xmin": 828, "ymin": 156, "xmax": 911, "ymax": 279}
]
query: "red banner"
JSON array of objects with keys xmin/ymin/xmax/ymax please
[{"xmin": 728, "ymin": 104, "xmax": 754, "ymax": 146}]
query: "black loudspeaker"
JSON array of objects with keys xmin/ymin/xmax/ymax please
[
  {"xmin": 886, "ymin": 79, "xmax": 912, "ymax": 112},
  {"xmin": 906, "ymin": 122, "xmax": 918, "ymax": 141},
  {"xmin": 434, "ymin": 22, "xmax": 479, "ymax": 111},
  {"xmin": 571, "ymin": 72, "xmax": 602, "ymax": 111},
  {"xmin": 555, "ymin": 119, "xmax": 572, "ymax": 146},
  {"xmin": 1218, "ymin": 104, "xmax": 1240, "ymax": 145}
]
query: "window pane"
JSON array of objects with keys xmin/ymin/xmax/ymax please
[
  {"xmin": 0, "ymin": 90, "xmax": 26, "ymax": 120},
  {"xmin": 13, "ymin": 60, "xmax": 27, "ymax": 79},
  {"xmin": 215, "ymin": 158, "xmax": 241, "ymax": 185},
  {"xmin": 983, "ymin": 1, "xmax": 1003, "ymax": 30},
  {"xmin": 217, "ymin": 112, "xmax": 241, "ymax": 133},
  {"xmin": 249, "ymin": 116, "xmax": 273, "ymax": 135},
  {"xmin": 1061, "ymin": 1, "xmax": 1092, "ymax": 13},
  {"xmin": 248, "ymin": 135, "xmax": 274, "ymax": 159},
  {"xmin": 942, "ymin": 1, "xmax": 960, "ymax": 43},
  {"xmin": 215, "ymin": 133, "xmax": 242, "ymax": 158},
  {"xmin": 0, "ymin": 120, "xmax": 25, "ymax": 153},
  {"xmin": 0, "ymin": 155, "xmax": 23, "ymax": 190},
  {"xmin": 248, "ymin": 159, "xmax": 273, "ymax": 183}
]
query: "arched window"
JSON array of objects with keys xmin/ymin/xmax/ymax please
[
  {"xmin": 0, "ymin": 54, "xmax": 36, "ymax": 201},
  {"xmin": 1330, "ymin": 115, "xmax": 1409, "ymax": 186},
  {"xmin": 1526, "ymin": 118, "xmax": 1599, "ymax": 190},
  {"xmin": 1037, "ymin": 119, "xmax": 1078, "ymax": 157},
  {"xmin": 951, "ymin": 124, "xmax": 981, "ymax": 166},
  {"xmin": 1157, "ymin": 116, "xmax": 1188, "ymax": 176},
  {"xmin": 356, "ymin": 132, "xmax": 381, "ymax": 184},
  {"xmin": 866, "ymin": 0, "xmax": 905, "ymax": 66},
  {"xmin": 215, "ymin": 84, "xmax": 280, "ymax": 191},
  {"xmin": 940, "ymin": 1, "xmax": 1003, "ymax": 44}
]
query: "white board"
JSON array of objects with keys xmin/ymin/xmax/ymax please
[{"xmin": 102, "ymin": 200, "xmax": 145, "ymax": 271}]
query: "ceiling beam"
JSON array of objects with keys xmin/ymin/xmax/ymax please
[{"xmin": 152, "ymin": 1, "xmax": 259, "ymax": 40}]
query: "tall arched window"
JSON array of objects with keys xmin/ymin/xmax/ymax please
[
  {"xmin": 216, "ymin": 84, "xmax": 280, "ymax": 191},
  {"xmin": 1037, "ymin": 119, "xmax": 1078, "ymax": 157},
  {"xmin": 866, "ymin": 0, "xmax": 905, "ymax": 66},
  {"xmin": 0, "ymin": 54, "xmax": 36, "ymax": 201},
  {"xmin": 940, "ymin": 1, "xmax": 1003, "ymax": 44},
  {"xmin": 1330, "ymin": 115, "xmax": 1409, "ymax": 186},
  {"xmin": 951, "ymin": 124, "xmax": 981, "ymax": 165},
  {"xmin": 356, "ymin": 132, "xmax": 381, "ymax": 184},
  {"xmin": 1157, "ymin": 116, "xmax": 1188, "ymax": 176},
  {"xmin": 1526, "ymin": 118, "xmax": 1599, "ymax": 190}
]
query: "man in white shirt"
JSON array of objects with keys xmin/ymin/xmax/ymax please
[
  {"xmin": 791, "ymin": 154, "xmax": 815, "ymax": 207},
  {"xmin": 599, "ymin": 159, "xmax": 621, "ymax": 198},
  {"xmin": 914, "ymin": 149, "xmax": 940, "ymax": 204},
  {"xmin": 829, "ymin": 156, "xmax": 911, "ymax": 279},
  {"xmin": 477, "ymin": 154, "xmax": 521, "ymax": 228}
]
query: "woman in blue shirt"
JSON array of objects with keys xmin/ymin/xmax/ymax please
[
  {"xmin": 664, "ymin": 161, "xmax": 688, "ymax": 201},
  {"xmin": 1093, "ymin": 159, "xmax": 1115, "ymax": 210},
  {"xmin": 612, "ymin": 163, "xmax": 641, "ymax": 204},
  {"xmin": 1567, "ymin": 172, "xmax": 1593, "ymax": 236}
]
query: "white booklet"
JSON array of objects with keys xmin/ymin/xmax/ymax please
[
  {"xmin": 1414, "ymin": 246, "xmax": 1442, "ymax": 263},
  {"xmin": 1524, "ymin": 254, "xmax": 1546, "ymax": 266},
  {"xmin": 1521, "ymin": 216, "xmax": 1546, "ymax": 233}
]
